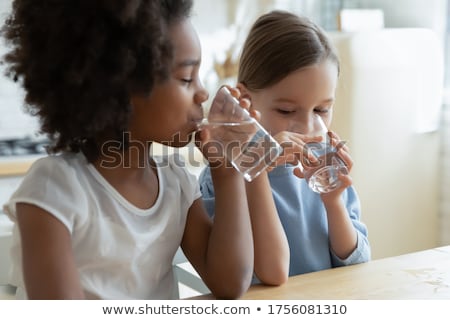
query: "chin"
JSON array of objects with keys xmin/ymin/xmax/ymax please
[
  {"xmin": 165, "ymin": 131, "xmax": 195, "ymax": 148},
  {"xmin": 171, "ymin": 141, "xmax": 191, "ymax": 148}
]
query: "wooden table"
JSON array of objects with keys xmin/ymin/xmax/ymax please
[
  {"xmin": 192, "ymin": 246, "xmax": 450, "ymax": 299},
  {"xmin": 0, "ymin": 156, "xmax": 39, "ymax": 177}
]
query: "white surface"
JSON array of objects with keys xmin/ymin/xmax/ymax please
[
  {"xmin": 358, "ymin": 0, "xmax": 448, "ymax": 44},
  {"xmin": 0, "ymin": 212, "xmax": 13, "ymax": 285},
  {"xmin": 339, "ymin": 9, "xmax": 384, "ymax": 32},
  {"xmin": 439, "ymin": 104, "xmax": 450, "ymax": 245},
  {"xmin": 0, "ymin": 285, "xmax": 15, "ymax": 300}
]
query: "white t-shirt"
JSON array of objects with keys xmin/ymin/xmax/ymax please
[{"xmin": 4, "ymin": 152, "xmax": 201, "ymax": 299}]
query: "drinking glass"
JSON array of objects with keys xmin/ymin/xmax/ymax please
[
  {"xmin": 302, "ymin": 114, "xmax": 348, "ymax": 193},
  {"xmin": 198, "ymin": 86, "xmax": 282, "ymax": 182}
]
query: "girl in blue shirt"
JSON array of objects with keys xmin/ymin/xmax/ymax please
[{"xmin": 199, "ymin": 10, "xmax": 370, "ymax": 282}]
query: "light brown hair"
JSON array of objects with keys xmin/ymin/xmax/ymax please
[{"xmin": 238, "ymin": 10, "xmax": 339, "ymax": 91}]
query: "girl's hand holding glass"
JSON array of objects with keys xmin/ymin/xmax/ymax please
[
  {"xmin": 195, "ymin": 86, "xmax": 252, "ymax": 167},
  {"xmin": 197, "ymin": 86, "xmax": 283, "ymax": 181},
  {"xmin": 270, "ymin": 114, "xmax": 351, "ymax": 194},
  {"xmin": 269, "ymin": 131, "xmax": 322, "ymax": 170},
  {"xmin": 319, "ymin": 130, "xmax": 354, "ymax": 197},
  {"xmin": 300, "ymin": 114, "xmax": 350, "ymax": 194}
]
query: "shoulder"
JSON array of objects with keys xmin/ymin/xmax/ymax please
[
  {"xmin": 22, "ymin": 153, "xmax": 84, "ymax": 187},
  {"xmin": 28, "ymin": 153, "xmax": 81, "ymax": 178},
  {"xmin": 153, "ymin": 153, "xmax": 193, "ymax": 180},
  {"xmin": 24, "ymin": 153, "xmax": 87, "ymax": 194},
  {"xmin": 153, "ymin": 154, "xmax": 201, "ymax": 202},
  {"xmin": 5, "ymin": 153, "xmax": 89, "ymax": 231}
]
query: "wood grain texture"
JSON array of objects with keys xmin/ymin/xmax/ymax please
[{"xmin": 190, "ymin": 246, "xmax": 450, "ymax": 300}]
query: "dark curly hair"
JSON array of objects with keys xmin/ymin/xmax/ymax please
[{"xmin": 1, "ymin": 0, "xmax": 193, "ymax": 161}]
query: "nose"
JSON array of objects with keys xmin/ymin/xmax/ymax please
[
  {"xmin": 287, "ymin": 114, "xmax": 315, "ymax": 135},
  {"xmin": 194, "ymin": 83, "xmax": 209, "ymax": 105},
  {"xmin": 305, "ymin": 115, "xmax": 318, "ymax": 135},
  {"xmin": 288, "ymin": 113, "xmax": 324, "ymax": 136}
]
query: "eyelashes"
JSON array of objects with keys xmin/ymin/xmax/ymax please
[
  {"xmin": 275, "ymin": 108, "xmax": 330, "ymax": 115},
  {"xmin": 276, "ymin": 109, "xmax": 294, "ymax": 115}
]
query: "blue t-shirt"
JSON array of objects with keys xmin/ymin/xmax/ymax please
[{"xmin": 199, "ymin": 165, "xmax": 370, "ymax": 277}]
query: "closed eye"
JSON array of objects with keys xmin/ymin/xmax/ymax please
[
  {"xmin": 181, "ymin": 78, "xmax": 193, "ymax": 84},
  {"xmin": 276, "ymin": 109, "xmax": 295, "ymax": 115},
  {"xmin": 314, "ymin": 108, "xmax": 330, "ymax": 114}
]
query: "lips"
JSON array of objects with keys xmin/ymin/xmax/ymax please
[
  {"xmin": 190, "ymin": 108, "xmax": 204, "ymax": 131},
  {"xmin": 191, "ymin": 113, "xmax": 204, "ymax": 127},
  {"xmin": 192, "ymin": 116, "xmax": 204, "ymax": 123}
]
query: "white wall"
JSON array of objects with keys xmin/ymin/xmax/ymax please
[
  {"xmin": 441, "ymin": 104, "xmax": 450, "ymax": 245},
  {"xmin": 361, "ymin": 0, "xmax": 447, "ymax": 28},
  {"xmin": 357, "ymin": 0, "xmax": 450, "ymax": 249},
  {"xmin": 330, "ymin": 29, "xmax": 442, "ymax": 259},
  {"xmin": 359, "ymin": 0, "xmax": 448, "ymax": 43}
]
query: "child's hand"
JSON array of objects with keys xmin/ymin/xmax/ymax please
[
  {"xmin": 269, "ymin": 129, "xmax": 354, "ymax": 197},
  {"xmin": 268, "ymin": 130, "xmax": 322, "ymax": 173},
  {"xmin": 195, "ymin": 86, "xmax": 251, "ymax": 168},
  {"xmin": 318, "ymin": 131, "xmax": 354, "ymax": 201},
  {"xmin": 227, "ymin": 86, "xmax": 252, "ymax": 111}
]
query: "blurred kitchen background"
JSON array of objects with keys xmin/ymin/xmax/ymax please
[{"xmin": 0, "ymin": 0, "xmax": 449, "ymax": 287}]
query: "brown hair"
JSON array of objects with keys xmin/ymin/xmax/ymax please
[{"xmin": 238, "ymin": 10, "xmax": 339, "ymax": 91}]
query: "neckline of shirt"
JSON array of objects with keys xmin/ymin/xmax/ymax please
[{"xmin": 79, "ymin": 152, "xmax": 164, "ymax": 216}]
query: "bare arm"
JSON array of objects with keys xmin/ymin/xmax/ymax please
[
  {"xmin": 181, "ymin": 166, "xmax": 253, "ymax": 299},
  {"xmin": 320, "ymin": 132, "xmax": 357, "ymax": 259},
  {"xmin": 245, "ymin": 172, "xmax": 289, "ymax": 285},
  {"xmin": 322, "ymin": 194, "xmax": 358, "ymax": 259},
  {"xmin": 15, "ymin": 203, "xmax": 84, "ymax": 299}
]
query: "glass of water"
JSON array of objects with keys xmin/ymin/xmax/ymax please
[
  {"xmin": 197, "ymin": 86, "xmax": 283, "ymax": 182},
  {"xmin": 302, "ymin": 114, "xmax": 348, "ymax": 193}
]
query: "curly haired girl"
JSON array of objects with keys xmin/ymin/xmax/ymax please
[{"xmin": 2, "ymin": 0, "xmax": 255, "ymax": 299}]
